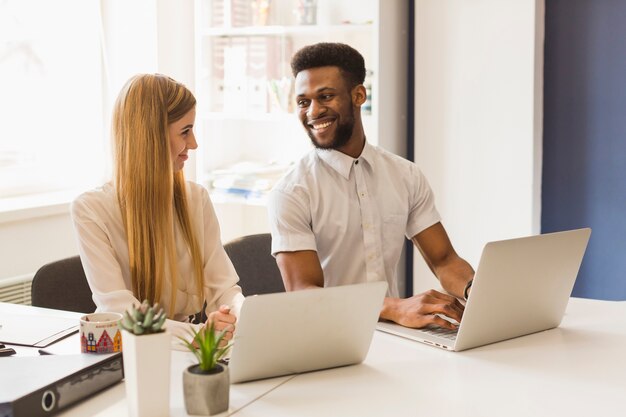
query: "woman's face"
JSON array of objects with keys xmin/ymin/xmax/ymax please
[{"xmin": 168, "ymin": 107, "xmax": 197, "ymax": 172}]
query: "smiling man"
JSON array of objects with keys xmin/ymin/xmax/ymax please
[{"xmin": 267, "ymin": 43, "xmax": 474, "ymax": 330}]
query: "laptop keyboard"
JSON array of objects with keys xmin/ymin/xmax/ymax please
[{"xmin": 422, "ymin": 327, "xmax": 458, "ymax": 340}]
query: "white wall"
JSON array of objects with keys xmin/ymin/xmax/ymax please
[
  {"xmin": 0, "ymin": 204, "xmax": 78, "ymax": 282},
  {"xmin": 0, "ymin": 1, "xmax": 195, "ymax": 285},
  {"xmin": 412, "ymin": 0, "xmax": 544, "ymax": 292},
  {"xmin": 1, "ymin": 1, "xmax": 545, "ymax": 292}
]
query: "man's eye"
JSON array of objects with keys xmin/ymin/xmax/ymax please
[
  {"xmin": 297, "ymin": 100, "xmax": 309, "ymax": 108},
  {"xmin": 321, "ymin": 95, "xmax": 333, "ymax": 101}
]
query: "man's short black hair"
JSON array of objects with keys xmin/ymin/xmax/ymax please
[{"xmin": 290, "ymin": 42, "xmax": 366, "ymax": 89}]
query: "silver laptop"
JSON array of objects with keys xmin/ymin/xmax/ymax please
[
  {"xmin": 228, "ymin": 281, "xmax": 387, "ymax": 383},
  {"xmin": 376, "ymin": 228, "xmax": 591, "ymax": 351}
]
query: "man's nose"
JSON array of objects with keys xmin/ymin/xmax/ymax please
[{"xmin": 307, "ymin": 100, "xmax": 326, "ymax": 119}]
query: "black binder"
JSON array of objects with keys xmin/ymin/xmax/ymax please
[{"xmin": 0, "ymin": 353, "xmax": 123, "ymax": 417}]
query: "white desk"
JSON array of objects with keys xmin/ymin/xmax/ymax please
[
  {"xmin": 0, "ymin": 303, "xmax": 291, "ymax": 417},
  {"xmin": 3, "ymin": 298, "xmax": 626, "ymax": 416},
  {"xmin": 236, "ymin": 297, "xmax": 626, "ymax": 417},
  {"xmin": 57, "ymin": 350, "xmax": 293, "ymax": 417}
]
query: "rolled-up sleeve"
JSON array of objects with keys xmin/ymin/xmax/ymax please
[
  {"xmin": 267, "ymin": 183, "xmax": 317, "ymax": 257},
  {"xmin": 405, "ymin": 165, "xmax": 441, "ymax": 239}
]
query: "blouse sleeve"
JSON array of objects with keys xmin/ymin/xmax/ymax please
[
  {"xmin": 198, "ymin": 188, "xmax": 245, "ymax": 318},
  {"xmin": 70, "ymin": 194, "xmax": 141, "ymax": 315}
]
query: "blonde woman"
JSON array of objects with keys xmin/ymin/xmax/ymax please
[{"xmin": 71, "ymin": 73, "xmax": 243, "ymax": 342}]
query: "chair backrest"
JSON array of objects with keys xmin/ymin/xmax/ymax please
[
  {"xmin": 224, "ymin": 233, "xmax": 285, "ymax": 296},
  {"xmin": 31, "ymin": 255, "xmax": 96, "ymax": 313}
]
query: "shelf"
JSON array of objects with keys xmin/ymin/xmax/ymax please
[
  {"xmin": 200, "ymin": 23, "xmax": 372, "ymax": 38},
  {"xmin": 201, "ymin": 111, "xmax": 374, "ymax": 123},
  {"xmin": 200, "ymin": 112, "xmax": 295, "ymax": 122}
]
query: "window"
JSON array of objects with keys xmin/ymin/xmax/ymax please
[{"xmin": 0, "ymin": 0, "xmax": 104, "ymax": 200}]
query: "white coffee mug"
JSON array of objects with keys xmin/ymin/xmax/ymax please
[{"xmin": 79, "ymin": 312, "xmax": 123, "ymax": 354}]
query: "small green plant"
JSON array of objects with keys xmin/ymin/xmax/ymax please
[
  {"xmin": 118, "ymin": 300, "xmax": 167, "ymax": 335},
  {"xmin": 178, "ymin": 321, "xmax": 231, "ymax": 373}
]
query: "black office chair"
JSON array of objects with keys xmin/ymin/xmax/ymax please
[
  {"xmin": 224, "ymin": 233, "xmax": 285, "ymax": 296},
  {"xmin": 192, "ymin": 233, "xmax": 285, "ymax": 323},
  {"xmin": 31, "ymin": 255, "xmax": 97, "ymax": 313}
]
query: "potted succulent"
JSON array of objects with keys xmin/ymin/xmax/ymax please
[
  {"xmin": 178, "ymin": 321, "xmax": 231, "ymax": 416},
  {"xmin": 119, "ymin": 300, "xmax": 170, "ymax": 417}
]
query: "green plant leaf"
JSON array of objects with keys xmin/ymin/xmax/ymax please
[
  {"xmin": 142, "ymin": 307, "xmax": 155, "ymax": 327},
  {"xmin": 132, "ymin": 322, "xmax": 144, "ymax": 335},
  {"xmin": 177, "ymin": 321, "xmax": 232, "ymax": 372}
]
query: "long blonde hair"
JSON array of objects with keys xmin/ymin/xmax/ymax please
[{"xmin": 112, "ymin": 74, "xmax": 203, "ymax": 315}]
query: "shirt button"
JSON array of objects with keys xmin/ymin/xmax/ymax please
[{"xmin": 355, "ymin": 160, "xmax": 359, "ymax": 165}]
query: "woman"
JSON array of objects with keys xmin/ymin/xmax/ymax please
[{"xmin": 71, "ymin": 74, "xmax": 243, "ymax": 342}]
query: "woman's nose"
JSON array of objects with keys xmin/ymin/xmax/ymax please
[{"xmin": 188, "ymin": 133, "xmax": 198, "ymax": 150}]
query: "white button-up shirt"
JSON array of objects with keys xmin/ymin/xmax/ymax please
[{"xmin": 268, "ymin": 142, "xmax": 440, "ymax": 297}]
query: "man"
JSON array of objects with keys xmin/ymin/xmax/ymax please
[{"xmin": 268, "ymin": 42, "xmax": 474, "ymax": 330}]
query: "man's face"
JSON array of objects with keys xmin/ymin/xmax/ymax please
[{"xmin": 294, "ymin": 66, "xmax": 356, "ymax": 151}]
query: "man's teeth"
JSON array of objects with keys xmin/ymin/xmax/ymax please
[{"xmin": 313, "ymin": 121, "xmax": 332, "ymax": 129}]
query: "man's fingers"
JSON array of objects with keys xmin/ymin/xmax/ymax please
[
  {"xmin": 423, "ymin": 289, "xmax": 463, "ymax": 305},
  {"xmin": 397, "ymin": 312, "xmax": 458, "ymax": 330},
  {"xmin": 420, "ymin": 302, "xmax": 463, "ymax": 323},
  {"xmin": 418, "ymin": 290, "xmax": 465, "ymax": 319},
  {"xmin": 395, "ymin": 291, "xmax": 466, "ymax": 328},
  {"xmin": 430, "ymin": 314, "xmax": 459, "ymax": 330}
]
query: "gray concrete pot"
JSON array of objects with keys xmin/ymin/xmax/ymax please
[{"xmin": 183, "ymin": 363, "xmax": 229, "ymax": 416}]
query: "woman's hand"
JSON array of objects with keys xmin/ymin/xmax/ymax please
[{"xmin": 207, "ymin": 304, "xmax": 237, "ymax": 345}]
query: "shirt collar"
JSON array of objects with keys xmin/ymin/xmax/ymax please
[{"xmin": 315, "ymin": 141, "xmax": 375, "ymax": 180}]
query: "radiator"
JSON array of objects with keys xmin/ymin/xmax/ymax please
[{"xmin": 0, "ymin": 274, "xmax": 33, "ymax": 305}]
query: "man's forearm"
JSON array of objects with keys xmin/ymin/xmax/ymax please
[{"xmin": 436, "ymin": 257, "xmax": 474, "ymax": 299}]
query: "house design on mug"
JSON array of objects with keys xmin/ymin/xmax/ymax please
[{"xmin": 81, "ymin": 329, "xmax": 122, "ymax": 353}]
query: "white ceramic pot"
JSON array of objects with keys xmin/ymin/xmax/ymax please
[
  {"xmin": 121, "ymin": 331, "xmax": 171, "ymax": 417},
  {"xmin": 183, "ymin": 363, "xmax": 229, "ymax": 415}
]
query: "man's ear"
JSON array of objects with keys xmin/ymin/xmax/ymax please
[{"xmin": 351, "ymin": 85, "xmax": 367, "ymax": 107}]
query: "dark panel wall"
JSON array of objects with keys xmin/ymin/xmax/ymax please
[{"xmin": 543, "ymin": 0, "xmax": 626, "ymax": 300}]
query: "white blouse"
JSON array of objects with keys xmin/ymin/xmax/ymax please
[{"xmin": 71, "ymin": 181, "xmax": 244, "ymax": 341}]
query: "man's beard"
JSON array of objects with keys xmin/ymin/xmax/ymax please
[{"xmin": 307, "ymin": 105, "xmax": 355, "ymax": 151}]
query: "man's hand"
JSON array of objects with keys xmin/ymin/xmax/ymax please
[
  {"xmin": 207, "ymin": 305, "xmax": 237, "ymax": 345},
  {"xmin": 381, "ymin": 289, "xmax": 465, "ymax": 330}
]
